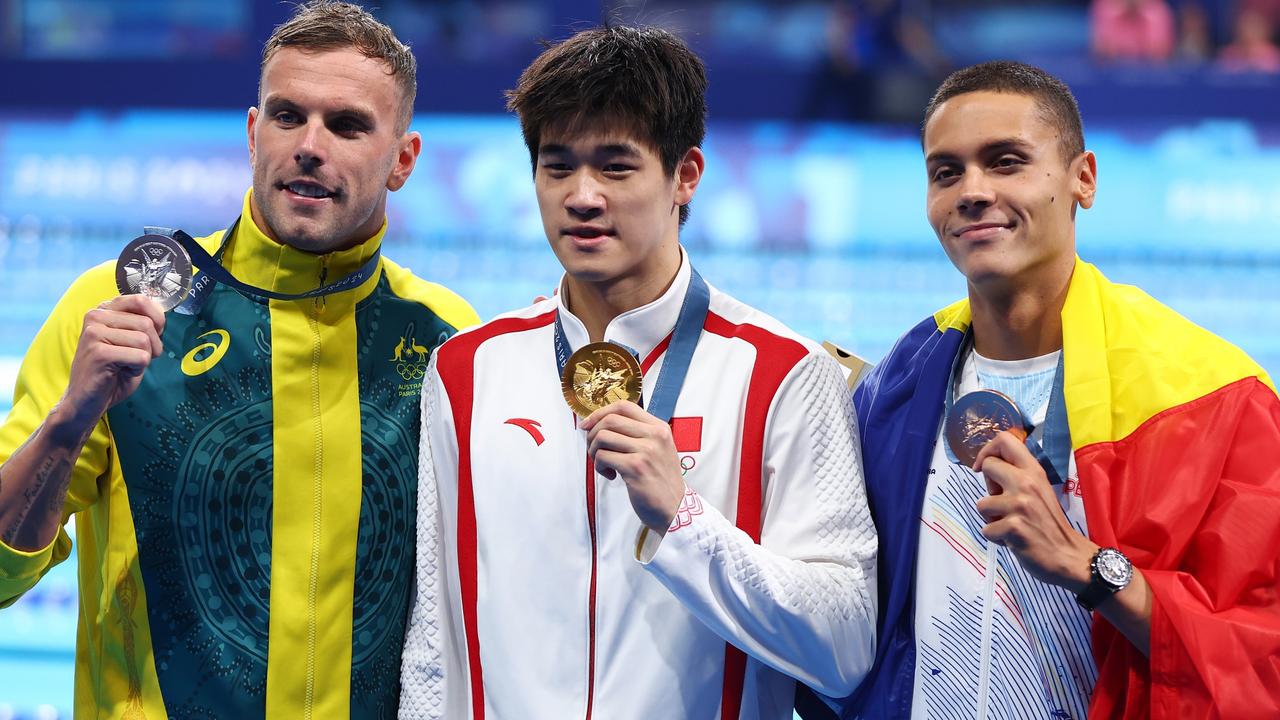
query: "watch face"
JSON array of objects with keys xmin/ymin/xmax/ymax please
[{"xmin": 1096, "ymin": 548, "xmax": 1133, "ymax": 588}]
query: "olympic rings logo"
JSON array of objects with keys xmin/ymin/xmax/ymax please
[
  {"xmin": 679, "ymin": 455, "xmax": 696, "ymax": 475},
  {"xmin": 396, "ymin": 362, "xmax": 426, "ymax": 381}
]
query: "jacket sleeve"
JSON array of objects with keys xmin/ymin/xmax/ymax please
[
  {"xmin": 638, "ymin": 351, "xmax": 878, "ymax": 697},
  {"xmin": 0, "ymin": 265, "xmax": 113, "ymax": 606},
  {"xmin": 399, "ymin": 356, "xmax": 471, "ymax": 719},
  {"xmin": 1081, "ymin": 377, "xmax": 1280, "ymax": 719}
]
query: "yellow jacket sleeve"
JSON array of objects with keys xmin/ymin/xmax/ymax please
[{"xmin": 0, "ymin": 261, "xmax": 118, "ymax": 606}]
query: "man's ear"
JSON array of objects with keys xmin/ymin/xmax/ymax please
[
  {"xmin": 674, "ymin": 146, "xmax": 705, "ymax": 207},
  {"xmin": 386, "ymin": 131, "xmax": 422, "ymax": 192},
  {"xmin": 246, "ymin": 106, "xmax": 259, "ymax": 166},
  {"xmin": 1072, "ymin": 149, "xmax": 1097, "ymax": 210}
]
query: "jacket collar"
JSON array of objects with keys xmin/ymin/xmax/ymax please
[
  {"xmin": 221, "ymin": 189, "xmax": 385, "ymax": 301},
  {"xmin": 554, "ymin": 247, "xmax": 692, "ymax": 363}
]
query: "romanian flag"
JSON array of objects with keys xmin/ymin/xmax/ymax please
[{"xmin": 841, "ymin": 258, "xmax": 1280, "ymax": 719}]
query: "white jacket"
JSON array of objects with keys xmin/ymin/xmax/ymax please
[{"xmin": 399, "ymin": 255, "xmax": 877, "ymax": 720}]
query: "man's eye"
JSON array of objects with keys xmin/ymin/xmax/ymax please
[
  {"xmin": 995, "ymin": 156, "xmax": 1024, "ymax": 169},
  {"xmin": 932, "ymin": 168, "xmax": 957, "ymax": 183},
  {"xmin": 603, "ymin": 164, "xmax": 634, "ymax": 173},
  {"xmin": 332, "ymin": 119, "xmax": 365, "ymax": 135},
  {"xmin": 276, "ymin": 111, "xmax": 300, "ymax": 125},
  {"xmin": 541, "ymin": 163, "xmax": 571, "ymax": 173}
]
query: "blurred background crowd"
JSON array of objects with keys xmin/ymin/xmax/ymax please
[
  {"xmin": 7, "ymin": 0, "xmax": 1280, "ymax": 120},
  {"xmin": 1, "ymin": 1, "xmax": 1277, "ymax": 717}
]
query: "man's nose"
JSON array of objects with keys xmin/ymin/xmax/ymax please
[
  {"xmin": 566, "ymin": 172, "xmax": 605, "ymax": 218},
  {"xmin": 956, "ymin": 168, "xmax": 995, "ymax": 212},
  {"xmin": 295, "ymin": 121, "xmax": 328, "ymax": 172}
]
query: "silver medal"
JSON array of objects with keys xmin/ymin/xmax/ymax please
[{"xmin": 115, "ymin": 234, "xmax": 193, "ymax": 312}]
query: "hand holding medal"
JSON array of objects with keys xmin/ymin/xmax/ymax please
[
  {"xmin": 561, "ymin": 268, "xmax": 713, "ymax": 534},
  {"xmin": 944, "ymin": 358, "xmax": 1095, "ymax": 591},
  {"xmin": 54, "ymin": 236, "xmax": 185, "ymax": 435}
]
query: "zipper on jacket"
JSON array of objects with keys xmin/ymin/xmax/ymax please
[
  {"xmin": 975, "ymin": 542, "xmax": 999, "ymax": 720},
  {"xmin": 583, "ymin": 453, "xmax": 599, "ymax": 720},
  {"xmin": 302, "ymin": 254, "xmax": 329, "ymax": 717}
]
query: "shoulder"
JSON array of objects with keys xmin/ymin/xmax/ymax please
[
  {"xmin": 704, "ymin": 284, "xmax": 823, "ymax": 361},
  {"xmin": 379, "ymin": 256, "xmax": 482, "ymax": 332},
  {"xmin": 433, "ymin": 299, "xmax": 557, "ymax": 374},
  {"xmin": 855, "ymin": 307, "xmax": 963, "ymax": 416},
  {"xmin": 1081, "ymin": 264, "xmax": 1271, "ymax": 393}
]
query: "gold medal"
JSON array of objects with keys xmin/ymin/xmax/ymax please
[{"xmin": 561, "ymin": 342, "xmax": 643, "ymax": 419}]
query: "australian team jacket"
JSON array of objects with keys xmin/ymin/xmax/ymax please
[{"xmin": 0, "ymin": 191, "xmax": 478, "ymax": 719}]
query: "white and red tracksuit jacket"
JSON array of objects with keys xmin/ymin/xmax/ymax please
[{"xmin": 398, "ymin": 254, "xmax": 878, "ymax": 719}]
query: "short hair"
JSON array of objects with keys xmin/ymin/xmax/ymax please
[
  {"xmin": 506, "ymin": 25, "xmax": 708, "ymax": 226},
  {"xmin": 923, "ymin": 61, "xmax": 1085, "ymax": 164},
  {"xmin": 261, "ymin": 0, "xmax": 417, "ymax": 133}
]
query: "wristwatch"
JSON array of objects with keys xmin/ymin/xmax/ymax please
[{"xmin": 1075, "ymin": 547, "xmax": 1133, "ymax": 611}]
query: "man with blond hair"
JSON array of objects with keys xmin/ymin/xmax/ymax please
[{"xmin": 0, "ymin": 2, "xmax": 477, "ymax": 716}]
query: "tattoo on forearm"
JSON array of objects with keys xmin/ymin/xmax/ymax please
[
  {"xmin": 0, "ymin": 423, "xmax": 85, "ymax": 547},
  {"xmin": 2, "ymin": 454, "xmax": 71, "ymax": 546}
]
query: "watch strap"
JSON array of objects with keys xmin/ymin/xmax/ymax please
[{"xmin": 1075, "ymin": 578, "xmax": 1116, "ymax": 611}]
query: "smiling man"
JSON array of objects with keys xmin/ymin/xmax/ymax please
[
  {"xmin": 833, "ymin": 61, "xmax": 1280, "ymax": 718},
  {"xmin": 0, "ymin": 2, "xmax": 477, "ymax": 717},
  {"xmin": 398, "ymin": 25, "xmax": 877, "ymax": 720}
]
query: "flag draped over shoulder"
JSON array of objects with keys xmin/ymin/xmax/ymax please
[
  {"xmin": 844, "ymin": 257, "xmax": 1280, "ymax": 719},
  {"xmin": 1055, "ymin": 260, "xmax": 1280, "ymax": 719}
]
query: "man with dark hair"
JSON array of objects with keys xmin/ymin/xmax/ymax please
[
  {"xmin": 0, "ymin": 2, "xmax": 477, "ymax": 717},
  {"xmin": 399, "ymin": 25, "xmax": 877, "ymax": 719},
  {"xmin": 829, "ymin": 60, "xmax": 1280, "ymax": 718}
]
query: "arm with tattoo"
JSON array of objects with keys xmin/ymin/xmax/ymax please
[
  {"xmin": 0, "ymin": 295, "xmax": 165, "ymax": 551},
  {"xmin": 0, "ymin": 418, "xmax": 92, "ymax": 550}
]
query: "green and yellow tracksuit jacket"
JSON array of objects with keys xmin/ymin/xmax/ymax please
[{"xmin": 0, "ymin": 191, "xmax": 479, "ymax": 719}]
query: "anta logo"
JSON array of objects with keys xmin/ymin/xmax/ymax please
[
  {"xmin": 181, "ymin": 329, "xmax": 231, "ymax": 376},
  {"xmin": 505, "ymin": 418, "xmax": 545, "ymax": 446}
]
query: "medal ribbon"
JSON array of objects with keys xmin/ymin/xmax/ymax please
[
  {"xmin": 555, "ymin": 267, "xmax": 710, "ymax": 424},
  {"xmin": 943, "ymin": 331, "xmax": 1071, "ymax": 485},
  {"xmin": 144, "ymin": 218, "xmax": 381, "ymax": 316}
]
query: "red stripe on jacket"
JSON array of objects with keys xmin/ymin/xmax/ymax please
[
  {"xmin": 704, "ymin": 312, "xmax": 810, "ymax": 720},
  {"xmin": 435, "ymin": 311, "xmax": 558, "ymax": 720}
]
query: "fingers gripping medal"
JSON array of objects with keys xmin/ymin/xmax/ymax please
[
  {"xmin": 115, "ymin": 234, "xmax": 193, "ymax": 312},
  {"xmin": 561, "ymin": 342, "xmax": 643, "ymax": 419},
  {"xmin": 944, "ymin": 389, "xmax": 1029, "ymax": 467}
]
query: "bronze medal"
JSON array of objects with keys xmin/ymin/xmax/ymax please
[
  {"xmin": 115, "ymin": 234, "xmax": 193, "ymax": 312},
  {"xmin": 944, "ymin": 389, "xmax": 1028, "ymax": 467},
  {"xmin": 561, "ymin": 342, "xmax": 643, "ymax": 419}
]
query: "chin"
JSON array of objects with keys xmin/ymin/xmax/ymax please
[
  {"xmin": 277, "ymin": 225, "xmax": 343, "ymax": 254},
  {"xmin": 564, "ymin": 263, "xmax": 623, "ymax": 285}
]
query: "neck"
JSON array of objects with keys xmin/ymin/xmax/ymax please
[
  {"xmin": 563, "ymin": 249, "xmax": 682, "ymax": 343},
  {"xmin": 969, "ymin": 257, "xmax": 1074, "ymax": 361}
]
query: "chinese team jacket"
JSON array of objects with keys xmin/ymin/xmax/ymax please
[{"xmin": 399, "ymin": 254, "xmax": 879, "ymax": 719}]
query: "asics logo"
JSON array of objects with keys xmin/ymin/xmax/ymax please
[
  {"xmin": 504, "ymin": 418, "xmax": 545, "ymax": 446},
  {"xmin": 181, "ymin": 329, "xmax": 231, "ymax": 376}
]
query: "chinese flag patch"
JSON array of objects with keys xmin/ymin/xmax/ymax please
[{"xmin": 670, "ymin": 417, "xmax": 703, "ymax": 453}]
